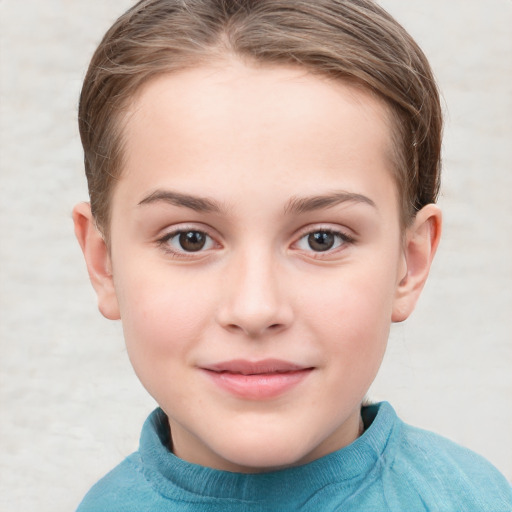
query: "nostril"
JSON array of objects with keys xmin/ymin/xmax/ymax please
[{"xmin": 224, "ymin": 322, "xmax": 283, "ymax": 336}]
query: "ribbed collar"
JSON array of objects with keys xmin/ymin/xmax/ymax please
[{"xmin": 138, "ymin": 401, "xmax": 398, "ymax": 505}]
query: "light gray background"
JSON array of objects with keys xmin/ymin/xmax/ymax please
[{"xmin": 0, "ymin": 0, "xmax": 511, "ymax": 510}]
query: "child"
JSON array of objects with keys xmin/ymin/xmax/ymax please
[{"xmin": 72, "ymin": 0, "xmax": 512, "ymax": 510}]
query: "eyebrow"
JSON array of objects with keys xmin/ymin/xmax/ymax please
[
  {"xmin": 284, "ymin": 191, "xmax": 376, "ymax": 215},
  {"xmin": 138, "ymin": 189, "xmax": 376, "ymax": 215},
  {"xmin": 138, "ymin": 189, "xmax": 224, "ymax": 213}
]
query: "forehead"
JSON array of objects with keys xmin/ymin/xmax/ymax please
[{"xmin": 116, "ymin": 61, "xmax": 398, "ymax": 214}]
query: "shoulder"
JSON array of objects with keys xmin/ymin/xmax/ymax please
[
  {"xmin": 75, "ymin": 452, "xmax": 164, "ymax": 512},
  {"xmin": 386, "ymin": 414, "xmax": 512, "ymax": 510},
  {"xmin": 396, "ymin": 420, "xmax": 507, "ymax": 482}
]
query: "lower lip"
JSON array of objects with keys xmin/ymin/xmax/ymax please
[{"xmin": 202, "ymin": 369, "xmax": 313, "ymax": 400}]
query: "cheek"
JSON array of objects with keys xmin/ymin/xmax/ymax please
[
  {"xmin": 306, "ymin": 265, "xmax": 397, "ymax": 330},
  {"xmin": 314, "ymin": 284, "xmax": 391, "ymax": 401},
  {"xmin": 114, "ymin": 270, "xmax": 216, "ymax": 406},
  {"xmin": 302, "ymin": 265, "xmax": 397, "ymax": 371},
  {"xmin": 114, "ymin": 266, "xmax": 215, "ymax": 363}
]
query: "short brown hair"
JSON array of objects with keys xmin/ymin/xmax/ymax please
[{"xmin": 79, "ymin": 0, "xmax": 442, "ymax": 236}]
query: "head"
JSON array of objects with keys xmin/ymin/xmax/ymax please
[
  {"xmin": 74, "ymin": 0, "xmax": 442, "ymax": 472},
  {"xmin": 79, "ymin": 0, "xmax": 442, "ymax": 238}
]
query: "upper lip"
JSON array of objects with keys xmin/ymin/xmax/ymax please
[{"xmin": 202, "ymin": 359, "xmax": 311, "ymax": 375}]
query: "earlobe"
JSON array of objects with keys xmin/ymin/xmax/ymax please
[
  {"xmin": 392, "ymin": 204, "xmax": 442, "ymax": 323},
  {"xmin": 72, "ymin": 203, "xmax": 121, "ymax": 320}
]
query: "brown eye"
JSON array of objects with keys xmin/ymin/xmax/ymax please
[
  {"xmin": 159, "ymin": 229, "xmax": 216, "ymax": 257},
  {"xmin": 307, "ymin": 231, "xmax": 336, "ymax": 252},
  {"xmin": 295, "ymin": 229, "xmax": 352, "ymax": 254},
  {"xmin": 178, "ymin": 231, "xmax": 207, "ymax": 252}
]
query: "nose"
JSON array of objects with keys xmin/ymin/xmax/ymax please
[{"xmin": 215, "ymin": 250, "xmax": 294, "ymax": 338}]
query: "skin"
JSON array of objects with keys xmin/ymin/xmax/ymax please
[{"xmin": 74, "ymin": 60, "xmax": 441, "ymax": 473}]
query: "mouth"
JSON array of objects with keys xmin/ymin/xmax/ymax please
[{"xmin": 200, "ymin": 359, "xmax": 314, "ymax": 400}]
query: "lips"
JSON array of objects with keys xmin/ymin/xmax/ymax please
[
  {"xmin": 201, "ymin": 359, "xmax": 314, "ymax": 400},
  {"xmin": 204, "ymin": 359, "xmax": 308, "ymax": 374}
]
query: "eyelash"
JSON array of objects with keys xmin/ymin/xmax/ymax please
[
  {"xmin": 294, "ymin": 228, "xmax": 355, "ymax": 256},
  {"xmin": 156, "ymin": 226, "xmax": 355, "ymax": 259},
  {"xmin": 156, "ymin": 227, "xmax": 217, "ymax": 259}
]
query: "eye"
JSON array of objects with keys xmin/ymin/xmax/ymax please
[
  {"xmin": 295, "ymin": 229, "xmax": 352, "ymax": 253},
  {"xmin": 160, "ymin": 229, "xmax": 215, "ymax": 254}
]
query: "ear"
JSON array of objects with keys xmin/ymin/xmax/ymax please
[
  {"xmin": 72, "ymin": 203, "xmax": 120, "ymax": 320},
  {"xmin": 392, "ymin": 204, "xmax": 442, "ymax": 322}
]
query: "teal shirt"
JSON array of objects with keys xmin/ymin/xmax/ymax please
[{"xmin": 76, "ymin": 402, "xmax": 512, "ymax": 511}]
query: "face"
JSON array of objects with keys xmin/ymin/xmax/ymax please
[{"xmin": 93, "ymin": 61, "xmax": 415, "ymax": 472}]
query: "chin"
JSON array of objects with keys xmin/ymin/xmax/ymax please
[{"xmin": 211, "ymin": 434, "xmax": 312, "ymax": 473}]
